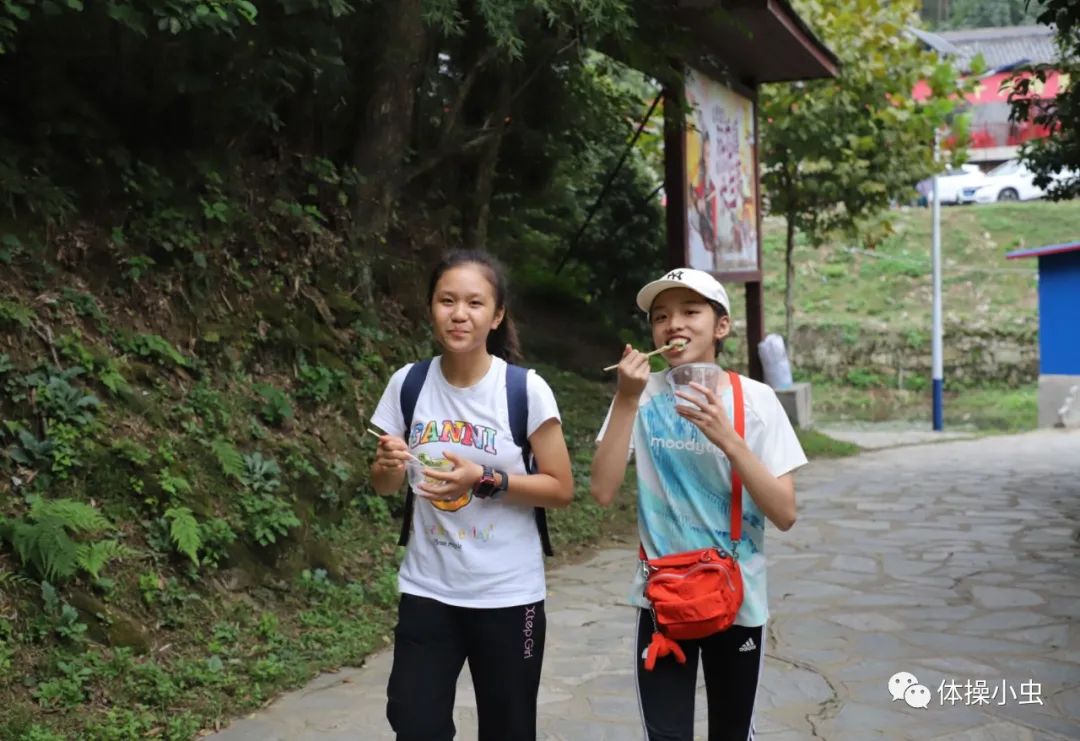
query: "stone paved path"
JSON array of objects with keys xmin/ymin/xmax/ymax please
[{"xmin": 209, "ymin": 429, "xmax": 1080, "ymax": 740}]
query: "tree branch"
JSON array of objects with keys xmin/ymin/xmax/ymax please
[{"xmin": 439, "ymin": 45, "xmax": 502, "ymax": 149}]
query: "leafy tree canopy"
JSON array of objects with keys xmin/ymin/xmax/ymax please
[
  {"xmin": 1009, "ymin": 0, "xmax": 1080, "ymax": 200},
  {"xmin": 759, "ymin": 0, "xmax": 972, "ymax": 338}
]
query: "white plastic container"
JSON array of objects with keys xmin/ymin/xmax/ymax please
[{"xmin": 667, "ymin": 363, "xmax": 723, "ymax": 408}]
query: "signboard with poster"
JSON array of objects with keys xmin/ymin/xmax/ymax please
[{"xmin": 684, "ymin": 68, "xmax": 760, "ymax": 280}]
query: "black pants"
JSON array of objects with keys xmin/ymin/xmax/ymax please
[
  {"xmin": 635, "ymin": 609, "xmax": 764, "ymax": 741},
  {"xmin": 386, "ymin": 593, "xmax": 546, "ymax": 741}
]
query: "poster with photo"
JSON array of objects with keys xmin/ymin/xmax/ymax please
[{"xmin": 685, "ymin": 69, "xmax": 760, "ymax": 278}]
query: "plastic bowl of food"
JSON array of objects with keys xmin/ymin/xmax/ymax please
[
  {"xmin": 406, "ymin": 457, "xmax": 471, "ymax": 512},
  {"xmin": 667, "ymin": 363, "xmax": 722, "ymax": 408}
]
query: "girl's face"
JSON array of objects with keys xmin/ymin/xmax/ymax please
[
  {"xmin": 430, "ymin": 264, "xmax": 504, "ymax": 355},
  {"xmin": 649, "ymin": 287, "xmax": 730, "ymax": 366}
]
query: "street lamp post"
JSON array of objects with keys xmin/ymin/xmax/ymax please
[{"xmin": 931, "ymin": 129, "xmax": 944, "ymax": 431}]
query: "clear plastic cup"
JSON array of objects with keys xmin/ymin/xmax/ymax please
[
  {"xmin": 406, "ymin": 458, "xmax": 470, "ymax": 511},
  {"xmin": 667, "ymin": 363, "xmax": 722, "ymax": 408}
]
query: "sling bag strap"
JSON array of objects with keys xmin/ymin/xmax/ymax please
[
  {"xmin": 729, "ymin": 369, "xmax": 744, "ymax": 543},
  {"xmin": 397, "ymin": 359, "xmax": 554, "ymax": 556}
]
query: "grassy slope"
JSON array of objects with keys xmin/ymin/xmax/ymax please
[
  {"xmin": 754, "ymin": 200, "xmax": 1080, "ymax": 431},
  {"xmin": 0, "ymin": 276, "xmax": 639, "ymax": 740},
  {"xmin": 760, "ymin": 200, "xmax": 1080, "ymax": 331}
]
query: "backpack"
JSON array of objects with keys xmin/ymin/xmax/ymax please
[{"xmin": 396, "ymin": 358, "xmax": 554, "ymax": 557}]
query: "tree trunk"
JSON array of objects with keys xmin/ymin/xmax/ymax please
[
  {"xmin": 785, "ymin": 213, "xmax": 796, "ymax": 342},
  {"xmin": 464, "ymin": 69, "xmax": 513, "ymax": 251},
  {"xmin": 350, "ymin": 0, "xmax": 427, "ymax": 239}
]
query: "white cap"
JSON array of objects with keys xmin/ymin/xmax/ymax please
[{"xmin": 636, "ymin": 268, "xmax": 731, "ymax": 315}]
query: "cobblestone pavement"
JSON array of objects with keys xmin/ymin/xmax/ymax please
[{"xmin": 209, "ymin": 429, "xmax": 1080, "ymax": 740}]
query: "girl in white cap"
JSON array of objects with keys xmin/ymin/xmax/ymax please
[{"xmin": 591, "ymin": 267, "xmax": 806, "ymax": 741}]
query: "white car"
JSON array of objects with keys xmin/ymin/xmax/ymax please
[
  {"xmin": 964, "ymin": 160, "xmax": 1045, "ymax": 203},
  {"xmin": 922, "ymin": 164, "xmax": 986, "ymax": 205}
]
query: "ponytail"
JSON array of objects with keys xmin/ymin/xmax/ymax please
[{"xmin": 488, "ymin": 313, "xmax": 522, "ymax": 364}]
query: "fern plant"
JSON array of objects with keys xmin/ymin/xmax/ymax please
[
  {"xmin": 210, "ymin": 437, "xmax": 244, "ymax": 480},
  {"xmin": 0, "ymin": 566, "xmax": 33, "ymax": 592},
  {"xmin": 0, "ymin": 497, "xmax": 116, "ymax": 582},
  {"xmin": 76, "ymin": 540, "xmax": 129, "ymax": 580},
  {"xmin": 164, "ymin": 507, "xmax": 201, "ymax": 566},
  {"xmin": 157, "ymin": 470, "xmax": 192, "ymax": 498}
]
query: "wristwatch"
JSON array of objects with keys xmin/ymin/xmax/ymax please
[{"xmin": 473, "ymin": 465, "xmax": 499, "ymax": 499}]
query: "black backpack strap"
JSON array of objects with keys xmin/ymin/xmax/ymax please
[
  {"xmin": 397, "ymin": 359, "xmax": 433, "ymax": 548},
  {"xmin": 506, "ymin": 364, "xmax": 554, "ymax": 557}
]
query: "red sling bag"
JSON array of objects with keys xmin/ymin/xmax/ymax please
[{"xmin": 640, "ymin": 369, "xmax": 745, "ymax": 671}]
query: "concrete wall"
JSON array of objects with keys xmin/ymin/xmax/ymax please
[
  {"xmin": 727, "ymin": 322, "xmax": 1038, "ymax": 387},
  {"xmin": 1038, "ymin": 375, "xmax": 1080, "ymax": 428}
]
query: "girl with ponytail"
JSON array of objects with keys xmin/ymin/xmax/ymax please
[{"xmin": 369, "ymin": 249, "xmax": 573, "ymax": 740}]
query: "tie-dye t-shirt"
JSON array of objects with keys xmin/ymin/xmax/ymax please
[
  {"xmin": 597, "ymin": 370, "xmax": 806, "ymax": 627},
  {"xmin": 371, "ymin": 357, "xmax": 560, "ymax": 608}
]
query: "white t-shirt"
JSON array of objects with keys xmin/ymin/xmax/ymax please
[
  {"xmin": 597, "ymin": 370, "xmax": 806, "ymax": 626},
  {"xmin": 370, "ymin": 356, "xmax": 561, "ymax": 608}
]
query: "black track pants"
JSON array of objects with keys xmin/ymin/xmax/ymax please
[
  {"xmin": 386, "ymin": 593, "xmax": 545, "ymax": 741},
  {"xmin": 635, "ymin": 608, "xmax": 765, "ymax": 741}
]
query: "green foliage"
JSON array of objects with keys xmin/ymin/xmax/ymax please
[
  {"xmin": 760, "ymin": 0, "xmax": 975, "ymax": 337},
  {"xmin": 7, "ymin": 427, "xmax": 56, "ymax": 469},
  {"xmin": 33, "ymin": 658, "xmax": 93, "ymax": 708},
  {"xmin": 844, "ymin": 368, "xmax": 885, "ymax": 389},
  {"xmin": 110, "ymin": 437, "xmax": 152, "ymax": 467},
  {"xmin": 211, "ymin": 437, "xmax": 245, "ymax": 480},
  {"xmin": 164, "ymin": 507, "xmax": 201, "ymax": 565},
  {"xmin": 36, "ymin": 367, "xmax": 100, "ymax": 426},
  {"xmin": 0, "ymin": 298, "xmax": 34, "ymax": 327},
  {"xmin": 0, "ymin": 617, "xmax": 13, "ymax": 675},
  {"xmin": 197, "ymin": 517, "xmax": 237, "ymax": 569},
  {"xmin": 119, "ymin": 333, "xmax": 190, "ymax": 368},
  {"xmin": 60, "ymin": 289, "xmax": 105, "ymax": 320},
  {"xmin": 76, "ymin": 540, "xmax": 129, "ymax": 580},
  {"xmin": 238, "ymin": 452, "xmax": 298, "ymax": 545},
  {"xmin": 157, "ymin": 469, "xmax": 192, "ymax": 499},
  {"xmin": 1008, "ymin": 0, "xmax": 1080, "ymax": 199},
  {"xmin": 255, "ymin": 383, "xmax": 294, "ymax": 426},
  {"xmin": 296, "ymin": 360, "xmax": 346, "ymax": 403},
  {"xmin": 924, "ymin": 0, "xmax": 1040, "ymax": 29},
  {"xmin": 38, "ymin": 582, "xmax": 87, "ymax": 643},
  {"xmin": 0, "ymin": 233, "xmax": 25, "ymax": 263},
  {"xmin": 17, "ymin": 728, "xmax": 67, "ymax": 741},
  {"xmin": 357, "ymin": 494, "xmax": 392, "ymax": 528},
  {"xmin": 181, "ymin": 381, "xmax": 230, "ymax": 430},
  {"xmin": 240, "ymin": 451, "xmax": 280, "ymax": 494},
  {"xmin": 0, "ymin": 497, "xmax": 113, "ymax": 582},
  {"xmin": 240, "ymin": 493, "xmax": 300, "ymax": 546},
  {"xmin": 46, "ymin": 422, "xmax": 83, "ymax": 478}
]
